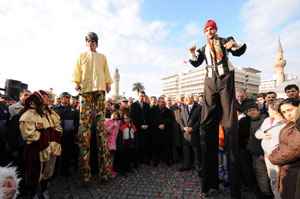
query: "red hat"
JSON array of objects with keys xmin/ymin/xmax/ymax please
[{"xmin": 204, "ymin": 20, "xmax": 217, "ymax": 32}]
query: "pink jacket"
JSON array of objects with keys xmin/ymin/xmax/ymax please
[{"xmin": 105, "ymin": 119, "xmax": 121, "ymax": 150}]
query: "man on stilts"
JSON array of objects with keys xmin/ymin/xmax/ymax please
[
  {"xmin": 72, "ymin": 32, "xmax": 113, "ymax": 182},
  {"xmin": 189, "ymin": 20, "xmax": 246, "ymax": 199}
]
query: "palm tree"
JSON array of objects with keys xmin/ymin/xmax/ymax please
[{"xmin": 132, "ymin": 82, "xmax": 145, "ymax": 95}]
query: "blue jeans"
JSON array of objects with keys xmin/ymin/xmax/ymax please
[{"xmin": 218, "ymin": 150, "xmax": 229, "ymax": 182}]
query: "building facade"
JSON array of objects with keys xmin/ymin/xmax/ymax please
[{"xmin": 162, "ymin": 67, "xmax": 261, "ymax": 97}]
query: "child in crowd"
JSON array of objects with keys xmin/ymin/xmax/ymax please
[
  {"xmin": 255, "ymin": 99, "xmax": 285, "ymax": 199},
  {"xmin": 105, "ymin": 112, "xmax": 121, "ymax": 179},
  {"xmin": 116, "ymin": 113, "xmax": 136, "ymax": 176},
  {"xmin": 246, "ymin": 103, "xmax": 273, "ymax": 199},
  {"xmin": 218, "ymin": 123, "xmax": 229, "ymax": 187},
  {"xmin": 237, "ymin": 107, "xmax": 262, "ymax": 198}
]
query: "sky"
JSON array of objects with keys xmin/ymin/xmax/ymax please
[{"xmin": 1, "ymin": 0, "xmax": 300, "ymax": 98}]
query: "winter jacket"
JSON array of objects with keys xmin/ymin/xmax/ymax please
[
  {"xmin": 269, "ymin": 121, "xmax": 300, "ymax": 199},
  {"xmin": 246, "ymin": 115, "xmax": 266, "ymax": 155},
  {"xmin": 105, "ymin": 119, "xmax": 121, "ymax": 150}
]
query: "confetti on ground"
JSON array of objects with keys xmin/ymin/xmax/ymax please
[{"xmin": 15, "ymin": 162, "xmax": 258, "ymax": 199}]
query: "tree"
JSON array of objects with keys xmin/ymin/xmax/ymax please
[{"xmin": 132, "ymin": 82, "xmax": 145, "ymax": 95}]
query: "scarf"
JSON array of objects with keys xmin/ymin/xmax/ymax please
[{"xmin": 207, "ymin": 37, "xmax": 223, "ymax": 62}]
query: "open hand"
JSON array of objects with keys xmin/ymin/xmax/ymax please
[
  {"xmin": 224, "ymin": 41, "xmax": 236, "ymax": 49},
  {"xmin": 262, "ymin": 133, "xmax": 272, "ymax": 140},
  {"xmin": 158, "ymin": 124, "xmax": 165, "ymax": 130},
  {"xmin": 189, "ymin": 44, "xmax": 196, "ymax": 54}
]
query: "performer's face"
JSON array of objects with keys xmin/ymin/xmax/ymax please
[
  {"xmin": 205, "ymin": 27, "xmax": 217, "ymax": 39},
  {"xmin": 86, "ymin": 39, "xmax": 98, "ymax": 52}
]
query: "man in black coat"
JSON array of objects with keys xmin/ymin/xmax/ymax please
[
  {"xmin": 53, "ymin": 92, "xmax": 79, "ymax": 177},
  {"xmin": 179, "ymin": 94, "xmax": 201, "ymax": 172},
  {"xmin": 150, "ymin": 97, "xmax": 172, "ymax": 167},
  {"xmin": 130, "ymin": 91, "xmax": 151, "ymax": 166},
  {"xmin": 169, "ymin": 94, "xmax": 185, "ymax": 164},
  {"xmin": 236, "ymin": 88, "xmax": 254, "ymax": 113},
  {"xmin": 189, "ymin": 20, "xmax": 246, "ymax": 198},
  {"xmin": 0, "ymin": 97, "xmax": 10, "ymax": 166}
]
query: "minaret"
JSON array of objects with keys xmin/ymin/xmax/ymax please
[
  {"xmin": 274, "ymin": 36, "xmax": 286, "ymax": 86},
  {"xmin": 113, "ymin": 68, "xmax": 120, "ymax": 97}
]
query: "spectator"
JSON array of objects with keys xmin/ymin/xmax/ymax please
[
  {"xmin": 7, "ymin": 108, "xmax": 28, "ymax": 196},
  {"xmin": 105, "ymin": 112, "xmax": 121, "ymax": 179},
  {"xmin": 170, "ymin": 94, "xmax": 184, "ymax": 164},
  {"xmin": 236, "ymin": 88, "xmax": 253, "ymax": 112},
  {"xmin": 116, "ymin": 113, "xmax": 136, "ymax": 176},
  {"xmin": 237, "ymin": 107, "xmax": 262, "ymax": 198},
  {"xmin": 0, "ymin": 95, "xmax": 10, "ymax": 166},
  {"xmin": 198, "ymin": 94, "xmax": 204, "ymax": 105},
  {"xmin": 284, "ymin": 84, "xmax": 299, "ymax": 99},
  {"xmin": 165, "ymin": 96, "xmax": 172, "ymax": 109},
  {"xmin": 245, "ymin": 103, "xmax": 273, "ymax": 199},
  {"xmin": 150, "ymin": 96, "xmax": 157, "ymax": 107},
  {"xmin": 106, "ymin": 101, "xmax": 113, "ymax": 118},
  {"xmin": 0, "ymin": 95, "xmax": 9, "ymax": 107},
  {"xmin": 113, "ymin": 103, "xmax": 120, "ymax": 111},
  {"xmin": 269, "ymin": 98, "xmax": 300, "ymax": 199},
  {"xmin": 128, "ymin": 97, "xmax": 134, "ymax": 106},
  {"xmin": 53, "ymin": 92, "xmax": 79, "ymax": 177},
  {"xmin": 144, "ymin": 95, "xmax": 150, "ymax": 104},
  {"xmin": 121, "ymin": 98, "xmax": 129, "ymax": 109},
  {"xmin": 70, "ymin": 95, "xmax": 79, "ymax": 107},
  {"xmin": 54, "ymin": 97, "xmax": 61, "ymax": 106},
  {"xmin": 255, "ymin": 99, "xmax": 285, "ymax": 199},
  {"xmin": 256, "ymin": 93, "xmax": 266, "ymax": 106},
  {"xmin": 130, "ymin": 91, "xmax": 151, "ymax": 167},
  {"xmin": 150, "ymin": 97, "xmax": 172, "ymax": 167},
  {"xmin": 179, "ymin": 94, "xmax": 201, "ymax": 173},
  {"xmin": 265, "ymin": 91, "xmax": 277, "ymax": 106},
  {"xmin": 218, "ymin": 124, "xmax": 229, "ymax": 187},
  {"xmin": 256, "ymin": 93, "xmax": 268, "ymax": 116}
]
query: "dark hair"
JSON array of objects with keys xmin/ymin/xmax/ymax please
[
  {"xmin": 157, "ymin": 96, "xmax": 164, "ymax": 102},
  {"xmin": 269, "ymin": 99, "xmax": 284, "ymax": 112},
  {"xmin": 244, "ymin": 102, "xmax": 259, "ymax": 113},
  {"xmin": 123, "ymin": 112, "xmax": 131, "ymax": 119},
  {"xmin": 139, "ymin": 91, "xmax": 145, "ymax": 95},
  {"xmin": 35, "ymin": 98, "xmax": 52, "ymax": 117},
  {"xmin": 150, "ymin": 96, "xmax": 156, "ymax": 100},
  {"xmin": 111, "ymin": 111, "xmax": 120, "ymax": 119},
  {"xmin": 284, "ymin": 84, "xmax": 299, "ymax": 92},
  {"xmin": 20, "ymin": 89, "xmax": 31, "ymax": 94},
  {"xmin": 278, "ymin": 98, "xmax": 300, "ymax": 115},
  {"xmin": 114, "ymin": 103, "xmax": 120, "ymax": 110},
  {"xmin": 257, "ymin": 93, "xmax": 266, "ymax": 99},
  {"xmin": 236, "ymin": 88, "xmax": 247, "ymax": 94},
  {"xmin": 266, "ymin": 91, "xmax": 277, "ymax": 97}
]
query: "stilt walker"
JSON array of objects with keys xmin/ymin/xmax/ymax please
[
  {"xmin": 72, "ymin": 32, "xmax": 113, "ymax": 182},
  {"xmin": 189, "ymin": 20, "xmax": 246, "ymax": 199}
]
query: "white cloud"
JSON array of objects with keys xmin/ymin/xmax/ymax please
[
  {"xmin": 180, "ymin": 22, "xmax": 201, "ymax": 39},
  {"xmin": 240, "ymin": 0, "xmax": 300, "ymax": 79},
  {"xmin": 0, "ymin": 0, "xmax": 187, "ymax": 97}
]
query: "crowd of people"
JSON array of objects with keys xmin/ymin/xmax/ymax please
[
  {"xmin": 0, "ymin": 84, "xmax": 300, "ymax": 199},
  {"xmin": 1, "ymin": 25, "xmax": 300, "ymax": 199}
]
